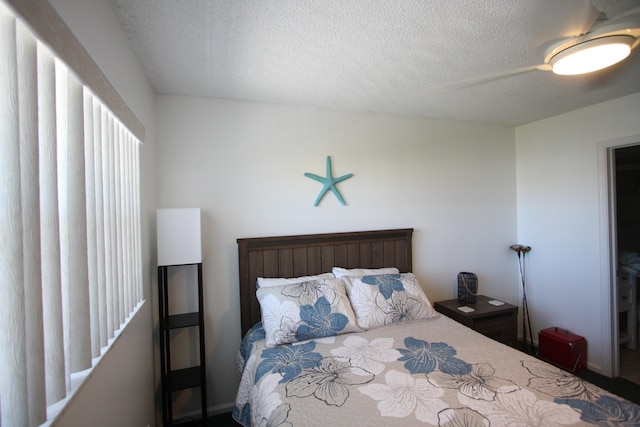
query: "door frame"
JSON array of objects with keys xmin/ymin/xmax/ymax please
[
  {"xmin": 605, "ymin": 145, "xmax": 620, "ymax": 378},
  {"xmin": 599, "ymin": 135, "xmax": 640, "ymax": 377}
]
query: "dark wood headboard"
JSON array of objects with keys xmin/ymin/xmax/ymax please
[{"xmin": 237, "ymin": 228, "xmax": 413, "ymax": 335}]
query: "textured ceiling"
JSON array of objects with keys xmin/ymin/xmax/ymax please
[{"xmin": 107, "ymin": 0, "xmax": 640, "ymax": 126}]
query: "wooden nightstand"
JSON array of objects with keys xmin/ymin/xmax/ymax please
[{"xmin": 434, "ymin": 295, "xmax": 518, "ymax": 346}]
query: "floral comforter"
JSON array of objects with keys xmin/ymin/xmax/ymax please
[{"xmin": 232, "ymin": 315, "xmax": 640, "ymax": 426}]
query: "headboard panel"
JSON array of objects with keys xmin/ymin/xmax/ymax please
[{"xmin": 237, "ymin": 228, "xmax": 413, "ymax": 335}]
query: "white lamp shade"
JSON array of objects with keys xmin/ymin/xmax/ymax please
[{"xmin": 157, "ymin": 208, "xmax": 202, "ymax": 266}]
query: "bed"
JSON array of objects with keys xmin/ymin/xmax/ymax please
[{"xmin": 232, "ymin": 229, "xmax": 640, "ymax": 426}]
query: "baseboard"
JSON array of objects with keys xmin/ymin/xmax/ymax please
[
  {"xmin": 171, "ymin": 401, "xmax": 235, "ymax": 422},
  {"xmin": 208, "ymin": 402, "xmax": 235, "ymax": 415}
]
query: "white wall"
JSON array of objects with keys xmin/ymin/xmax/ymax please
[
  {"xmin": 155, "ymin": 95, "xmax": 519, "ymax": 411},
  {"xmin": 49, "ymin": 0, "xmax": 157, "ymax": 425},
  {"xmin": 515, "ymin": 92, "xmax": 640, "ymax": 375}
]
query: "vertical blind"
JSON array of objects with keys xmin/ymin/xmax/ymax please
[{"xmin": 0, "ymin": 2, "xmax": 143, "ymax": 426}]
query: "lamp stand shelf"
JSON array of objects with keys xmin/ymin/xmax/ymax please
[{"xmin": 158, "ymin": 263, "xmax": 207, "ymax": 426}]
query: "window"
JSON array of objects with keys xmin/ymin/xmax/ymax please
[{"xmin": 0, "ymin": 2, "xmax": 143, "ymax": 425}]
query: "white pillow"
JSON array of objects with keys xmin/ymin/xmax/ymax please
[
  {"xmin": 340, "ymin": 273, "xmax": 437, "ymax": 330},
  {"xmin": 257, "ymin": 272, "xmax": 335, "ymax": 288},
  {"xmin": 256, "ymin": 278, "xmax": 361, "ymax": 346},
  {"xmin": 332, "ymin": 266, "xmax": 399, "ymax": 279}
]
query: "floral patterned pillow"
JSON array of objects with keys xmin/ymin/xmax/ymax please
[
  {"xmin": 332, "ymin": 266, "xmax": 399, "ymax": 278},
  {"xmin": 257, "ymin": 272, "xmax": 336, "ymax": 288},
  {"xmin": 340, "ymin": 273, "xmax": 437, "ymax": 330},
  {"xmin": 256, "ymin": 278, "xmax": 361, "ymax": 346}
]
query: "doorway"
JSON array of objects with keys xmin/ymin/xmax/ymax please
[{"xmin": 613, "ymin": 144, "xmax": 640, "ymax": 384}]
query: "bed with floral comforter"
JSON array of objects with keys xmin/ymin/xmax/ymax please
[{"xmin": 233, "ymin": 315, "xmax": 640, "ymax": 426}]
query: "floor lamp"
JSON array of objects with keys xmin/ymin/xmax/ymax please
[
  {"xmin": 511, "ymin": 244, "xmax": 533, "ymax": 354},
  {"xmin": 157, "ymin": 208, "xmax": 207, "ymax": 426}
]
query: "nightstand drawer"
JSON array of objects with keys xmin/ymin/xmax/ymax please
[{"xmin": 474, "ymin": 313, "xmax": 517, "ymax": 343}]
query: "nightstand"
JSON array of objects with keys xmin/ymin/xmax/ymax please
[{"xmin": 434, "ymin": 295, "xmax": 518, "ymax": 346}]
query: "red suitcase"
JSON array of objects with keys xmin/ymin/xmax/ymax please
[{"xmin": 538, "ymin": 327, "xmax": 587, "ymax": 372}]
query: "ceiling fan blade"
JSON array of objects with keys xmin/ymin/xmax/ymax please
[
  {"xmin": 429, "ymin": 64, "xmax": 549, "ymax": 94},
  {"xmin": 590, "ymin": 5, "xmax": 640, "ymax": 31},
  {"xmin": 589, "ymin": 7, "xmax": 640, "ymax": 38},
  {"xmin": 528, "ymin": 0, "xmax": 601, "ymax": 50}
]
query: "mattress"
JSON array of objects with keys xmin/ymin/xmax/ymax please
[{"xmin": 232, "ymin": 315, "xmax": 640, "ymax": 426}]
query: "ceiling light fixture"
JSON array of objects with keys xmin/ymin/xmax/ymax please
[
  {"xmin": 550, "ymin": 35, "xmax": 633, "ymax": 75},
  {"xmin": 544, "ymin": 23, "xmax": 640, "ymax": 75}
]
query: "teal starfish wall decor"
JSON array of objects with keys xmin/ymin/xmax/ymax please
[{"xmin": 304, "ymin": 156, "xmax": 353, "ymax": 206}]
